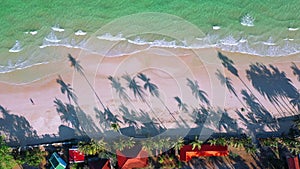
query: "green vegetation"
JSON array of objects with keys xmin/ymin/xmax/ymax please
[
  {"xmin": 0, "ymin": 136, "xmax": 18, "ymax": 169},
  {"xmin": 13, "ymin": 147, "xmax": 45, "ymax": 168}
]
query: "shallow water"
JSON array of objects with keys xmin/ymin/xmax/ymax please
[{"xmin": 1, "ymin": 0, "xmax": 300, "ymax": 74}]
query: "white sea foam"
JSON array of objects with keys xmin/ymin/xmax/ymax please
[
  {"xmin": 263, "ymin": 37, "xmax": 276, "ymax": 46},
  {"xmin": 220, "ymin": 36, "xmax": 239, "ymax": 46},
  {"xmin": 75, "ymin": 30, "xmax": 87, "ymax": 36},
  {"xmin": 127, "ymin": 37, "xmax": 148, "ymax": 45},
  {"xmin": 9, "ymin": 40, "xmax": 23, "ymax": 53},
  {"xmin": 30, "ymin": 31, "xmax": 38, "ymax": 35},
  {"xmin": 288, "ymin": 27, "xmax": 299, "ymax": 31},
  {"xmin": 51, "ymin": 24, "xmax": 64, "ymax": 32},
  {"xmin": 241, "ymin": 13, "xmax": 255, "ymax": 27},
  {"xmin": 212, "ymin": 26, "xmax": 221, "ymax": 30},
  {"xmin": 151, "ymin": 39, "xmax": 177, "ymax": 48},
  {"xmin": 45, "ymin": 31, "xmax": 61, "ymax": 43},
  {"xmin": 97, "ymin": 33, "xmax": 126, "ymax": 41},
  {"xmin": 0, "ymin": 61, "xmax": 50, "ymax": 74}
]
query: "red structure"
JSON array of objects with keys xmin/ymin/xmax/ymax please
[
  {"xmin": 117, "ymin": 146, "xmax": 148, "ymax": 169},
  {"xmin": 88, "ymin": 158, "xmax": 110, "ymax": 169},
  {"xmin": 180, "ymin": 144, "xmax": 229, "ymax": 161},
  {"xmin": 287, "ymin": 156, "xmax": 300, "ymax": 169},
  {"xmin": 69, "ymin": 148, "xmax": 85, "ymax": 163}
]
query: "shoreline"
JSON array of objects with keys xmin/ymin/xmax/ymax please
[{"xmin": 0, "ymin": 47, "xmax": 299, "ymax": 144}]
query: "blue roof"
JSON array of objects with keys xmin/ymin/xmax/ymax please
[{"xmin": 49, "ymin": 152, "xmax": 67, "ymax": 169}]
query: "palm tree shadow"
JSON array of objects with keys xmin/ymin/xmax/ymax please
[
  {"xmin": 54, "ymin": 98, "xmax": 82, "ymax": 132},
  {"xmin": 291, "ymin": 62, "xmax": 300, "ymax": 82},
  {"xmin": 54, "ymin": 98, "xmax": 100, "ymax": 137},
  {"xmin": 246, "ymin": 63, "xmax": 298, "ymax": 115},
  {"xmin": 217, "ymin": 52, "xmax": 239, "ymax": 77},
  {"xmin": 136, "ymin": 109, "xmax": 166, "ymax": 137},
  {"xmin": 218, "ymin": 109, "xmax": 242, "ymax": 134},
  {"xmin": 0, "ymin": 105, "xmax": 38, "ymax": 145},
  {"xmin": 94, "ymin": 107, "xmax": 110, "ymax": 130},
  {"xmin": 207, "ymin": 156, "xmax": 232, "ymax": 169},
  {"xmin": 76, "ymin": 107, "xmax": 100, "ymax": 136},
  {"xmin": 241, "ymin": 90, "xmax": 276, "ymax": 127}
]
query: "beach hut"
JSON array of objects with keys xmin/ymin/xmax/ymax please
[
  {"xmin": 49, "ymin": 152, "xmax": 67, "ymax": 169},
  {"xmin": 116, "ymin": 145, "xmax": 148, "ymax": 169},
  {"xmin": 286, "ymin": 156, "xmax": 300, "ymax": 169},
  {"xmin": 180, "ymin": 144, "xmax": 229, "ymax": 161},
  {"xmin": 88, "ymin": 157, "xmax": 110, "ymax": 169},
  {"xmin": 69, "ymin": 148, "xmax": 85, "ymax": 163}
]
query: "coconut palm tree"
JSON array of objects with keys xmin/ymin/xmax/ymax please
[
  {"xmin": 113, "ymin": 137, "xmax": 135, "ymax": 151},
  {"xmin": 68, "ymin": 54, "xmax": 105, "ymax": 109},
  {"xmin": 186, "ymin": 78, "xmax": 210, "ymax": 106},
  {"xmin": 141, "ymin": 138, "xmax": 155, "ymax": 155},
  {"xmin": 216, "ymin": 137, "xmax": 227, "ymax": 146},
  {"xmin": 190, "ymin": 137, "xmax": 203, "ymax": 150},
  {"xmin": 173, "ymin": 137, "xmax": 184, "ymax": 156},
  {"xmin": 56, "ymin": 75, "xmax": 77, "ymax": 104},
  {"xmin": 153, "ymin": 139, "xmax": 165, "ymax": 156},
  {"xmin": 174, "ymin": 96, "xmax": 188, "ymax": 113},
  {"xmin": 78, "ymin": 139, "xmax": 107, "ymax": 156},
  {"xmin": 111, "ymin": 123, "xmax": 121, "ymax": 134},
  {"xmin": 138, "ymin": 73, "xmax": 177, "ymax": 121},
  {"xmin": 208, "ymin": 138, "xmax": 218, "ymax": 146}
]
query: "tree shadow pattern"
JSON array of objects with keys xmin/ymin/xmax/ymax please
[{"xmin": 0, "ymin": 105, "xmax": 38, "ymax": 145}]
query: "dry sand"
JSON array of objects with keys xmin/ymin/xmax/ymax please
[{"xmin": 0, "ymin": 47, "xmax": 299, "ymax": 142}]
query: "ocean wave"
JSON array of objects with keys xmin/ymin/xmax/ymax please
[
  {"xmin": 75, "ymin": 30, "xmax": 87, "ymax": 36},
  {"xmin": 51, "ymin": 24, "xmax": 64, "ymax": 32},
  {"xmin": 212, "ymin": 26, "xmax": 221, "ymax": 30},
  {"xmin": 288, "ymin": 27, "xmax": 299, "ymax": 31},
  {"xmin": 44, "ymin": 31, "xmax": 61, "ymax": 43},
  {"xmin": 41, "ymin": 33, "xmax": 300, "ymax": 57},
  {"xmin": 240, "ymin": 13, "xmax": 255, "ymax": 27},
  {"xmin": 25, "ymin": 31, "xmax": 38, "ymax": 35},
  {"xmin": 3, "ymin": 31, "xmax": 300, "ymax": 74},
  {"xmin": 2, "ymin": 35, "xmax": 299, "ymax": 74},
  {"xmin": 9, "ymin": 40, "xmax": 23, "ymax": 53},
  {"xmin": 0, "ymin": 59, "xmax": 49, "ymax": 74},
  {"xmin": 97, "ymin": 33, "xmax": 126, "ymax": 41}
]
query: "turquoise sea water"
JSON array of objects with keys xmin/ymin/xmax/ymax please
[{"xmin": 1, "ymin": 0, "xmax": 300, "ymax": 73}]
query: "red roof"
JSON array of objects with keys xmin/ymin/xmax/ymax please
[
  {"xmin": 88, "ymin": 158, "xmax": 110, "ymax": 169},
  {"xmin": 287, "ymin": 156, "xmax": 300, "ymax": 169},
  {"xmin": 117, "ymin": 146, "xmax": 148, "ymax": 169},
  {"xmin": 69, "ymin": 148, "xmax": 85, "ymax": 163},
  {"xmin": 180, "ymin": 144, "xmax": 229, "ymax": 161}
]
